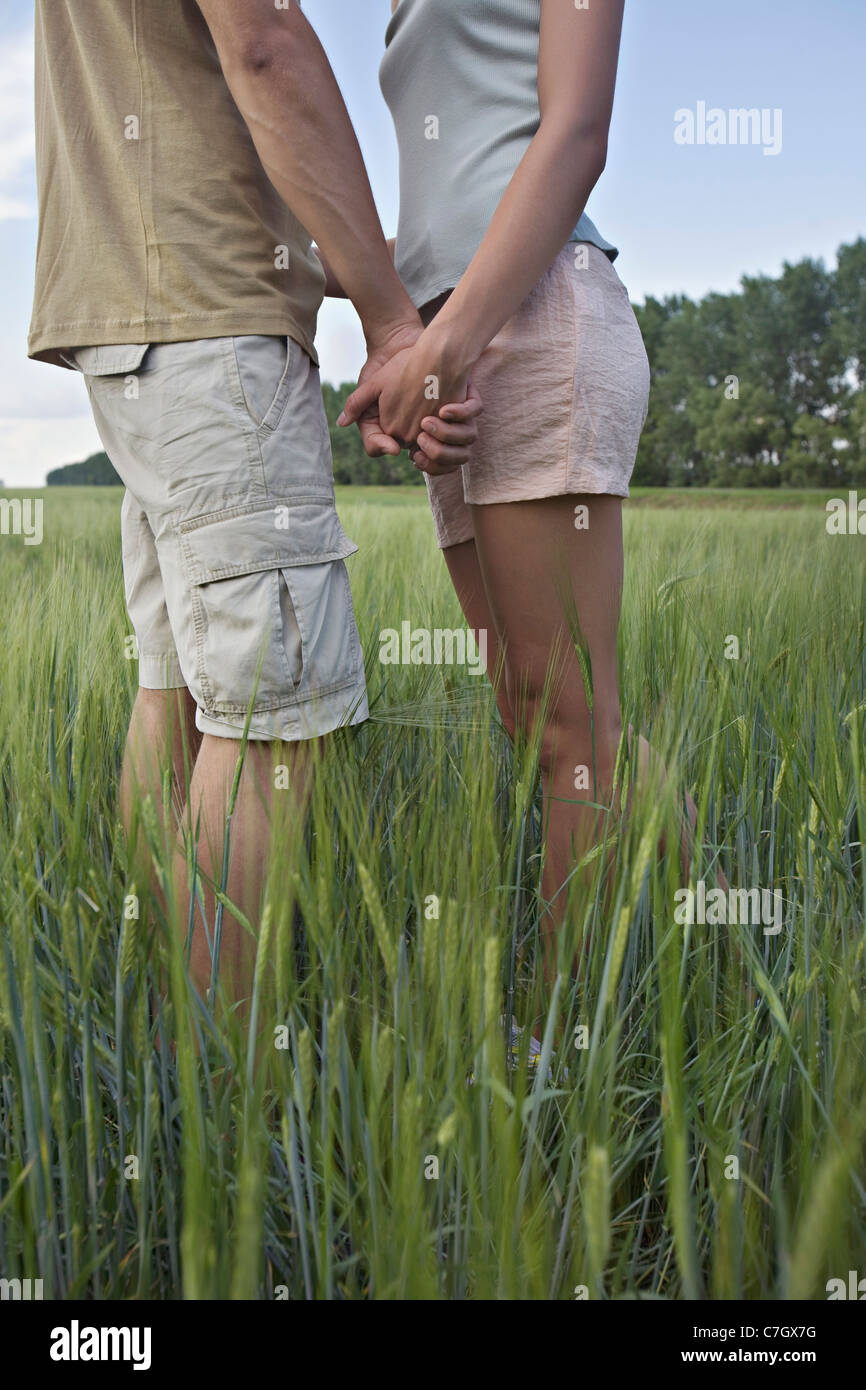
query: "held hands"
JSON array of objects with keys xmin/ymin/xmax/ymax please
[
  {"xmin": 339, "ymin": 322, "xmax": 483, "ymax": 475},
  {"xmin": 407, "ymin": 385, "xmax": 483, "ymax": 476},
  {"xmin": 350, "ymin": 318, "xmax": 424, "ymax": 459}
]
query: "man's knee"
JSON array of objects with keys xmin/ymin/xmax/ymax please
[
  {"xmin": 195, "ymin": 732, "xmax": 313, "ymax": 796},
  {"xmin": 132, "ymin": 684, "xmax": 196, "ymax": 726}
]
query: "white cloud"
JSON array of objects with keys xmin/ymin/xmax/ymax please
[
  {"xmin": 316, "ymin": 299, "xmax": 367, "ymax": 388},
  {"xmin": 0, "ymin": 195, "xmax": 33, "ymax": 219},
  {"xmin": 0, "ymin": 29, "xmax": 36, "ymax": 221},
  {"xmin": 0, "ymin": 349, "xmax": 93, "ymax": 418},
  {"xmin": 0, "ymin": 414, "xmax": 104, "ymax": 489}
]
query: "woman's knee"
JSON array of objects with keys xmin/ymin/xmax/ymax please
[{"xmin": 507, "ymin": 684, "xmax": 619, "ymax": 780}]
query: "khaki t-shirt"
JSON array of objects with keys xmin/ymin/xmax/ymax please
[{"xmin": 28, "ymin": 0, "xmax": 325, "ymax": 368}]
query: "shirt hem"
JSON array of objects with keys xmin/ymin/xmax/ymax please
[
  {"xmin": 28, "ymin": 314, "xmax": 320, "ymax": 370},
  {"xmin": 404, "ymin": 235, "xmax": 619, "ymax": 311}
]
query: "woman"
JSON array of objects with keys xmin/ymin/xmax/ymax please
[{"xmin": 339, "ymin": 0, "xmax": 651, "ymax": 1035}]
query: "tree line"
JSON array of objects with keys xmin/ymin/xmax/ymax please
[
  {"xmin": 632, "ymin": 237, "xmax": 866, "ymax": 486},
  {"xmin": 47, "ymin": 238, "xmax": 865, "ymax": 489}
]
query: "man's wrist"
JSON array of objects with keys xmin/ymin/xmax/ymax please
[{"xmin": 361, "ymin": 297, "xmax": 422, "ymax": 352}]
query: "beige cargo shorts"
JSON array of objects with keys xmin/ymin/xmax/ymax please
[{"xmin": 71, "ymin": 335, "xmax": 368, "ymax": 741}]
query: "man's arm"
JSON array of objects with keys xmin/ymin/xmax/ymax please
[
  {"xmin": 194, "ymin": 0, "xmax": 418, "ymax": 350},
  {"xmin": 314, "ymin": 239, "xmax": 396, "ymax": 299}
]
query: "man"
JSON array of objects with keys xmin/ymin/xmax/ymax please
[{"xmin": 27, "ymin": 0, "xmax": 471, "ymax": 1006}]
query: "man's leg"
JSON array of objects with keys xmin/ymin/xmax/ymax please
[
  {"xmin": 82, "ymin": 336, "xmax": 367, "ymax": 1016},
  {"xmin": 175, "ymin": 734, "xmax": 313, "ymax": 1008},
  {"xmin": 119, "ymin": 686, "xmax": 201, "ymax": 844},
  {"xmin": 120, "ymin": 699, "xmax": 315, "ymax": 1015}
]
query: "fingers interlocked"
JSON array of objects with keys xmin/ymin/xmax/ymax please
[{"xmin": 410, "ymin": 393, "xmax": 485, "ymax": 475}]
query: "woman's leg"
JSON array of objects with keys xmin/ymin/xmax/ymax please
[
  {"xmin": 470, "ymin": 495, "xmax": 624, "ymax": 980},
  {"xmin": 444, "ymin": 511, "xmax": 722, "ymax": 1000},
  {"xmin": 450, "ymin": 496, "xmax": 626, "ymax": 983},
  {"xmin": 442, "ymin": 538, "xmax": 515, "ymax": 738}
]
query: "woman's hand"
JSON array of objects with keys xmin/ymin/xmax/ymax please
[{"xmin": 408, "ymin": 390, "xmax": 485, "ymax": 476}]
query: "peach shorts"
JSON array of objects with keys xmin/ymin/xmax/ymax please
[{"xmin": 422, "ymin": 242, "xmax": 651, "ymax": 549}]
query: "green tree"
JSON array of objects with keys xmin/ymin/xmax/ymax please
[
  {"xmin": 322, "ymin": 381, "xmax": 422, "ymax": 486},
  {"xmin": 634, "ymin": 238, "xmax": 866, "ymax": 487},
  {"xmin": 46, "ymin": 452, "xmax": 119, "ymax": 485}
]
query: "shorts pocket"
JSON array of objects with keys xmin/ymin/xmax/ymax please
[
  {"xmin": 179, "ymin": 497, "xmax": 361, "ymax": 716},
  {"xmin": 72, "ymin": 344, "xmax": 151, "ymax": 376},
  {"xmin": 231, "ymin": 336, "xmax": 294, "ymax": 434}
]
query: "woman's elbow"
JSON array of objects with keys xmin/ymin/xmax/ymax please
[{"xmin": 543, "ymin": 118, "xmax": 609, "ymax": 178}]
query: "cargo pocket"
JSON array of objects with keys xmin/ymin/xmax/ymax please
[{"xmin": 179, "ymin": 497, "xmax": 360, "ymax": 717}]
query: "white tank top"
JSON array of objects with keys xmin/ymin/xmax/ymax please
[{"xmin": 379, "ymin": 0, "xmax": 618, "ymax": 309}]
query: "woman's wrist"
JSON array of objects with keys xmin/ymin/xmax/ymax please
[{"xmin": 420, "ymin": 310, "xmax": 484, "ymax": 380}]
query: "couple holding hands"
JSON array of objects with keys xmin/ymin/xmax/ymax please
[{"xmin": 29, "ymin": 0, "xmax": 648, "ymax": 1010}]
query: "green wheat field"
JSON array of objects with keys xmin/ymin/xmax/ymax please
[{"xmin": 0, "ymin": 485, "xmax": 864, "ymax": 1300}]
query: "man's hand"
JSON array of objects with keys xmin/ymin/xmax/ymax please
[
  {"xmin": 339, "ymin": 321, "xmax": 475, "ymax": 452},
  {"xmin": 343, "ymin": 369, "xmax": 484, "ymax": 471},
  {"xmin": 352, "ymin": 319, "xmax": 423, "ymax": 458}
]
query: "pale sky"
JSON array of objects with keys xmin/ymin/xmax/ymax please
[{"xmin": 0, "ymin": 0, "xmax": 864, "ymax": 486}]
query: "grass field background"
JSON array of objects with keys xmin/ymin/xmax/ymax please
[{"xmin": 0, "ymin": 485, "xmax": 864, "ymax": 1299}]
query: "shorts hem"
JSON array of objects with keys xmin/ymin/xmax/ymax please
[
  {"xmin": 436, "ymin": 519, "xmax": 476, "ymax": 550},
  {"xmin": 194, "ymin": 681, "xmax": 369, "ymax": 742},
  {"xmin": 464, "ymin": 479, "xmax": 630, "ymax": 507},
  {"xmin": 434, "ymin": 480, "xmax": 630, "ymax": 548},
  {"xmin": 138, "ymin": 653, "xmax": 187, "ymax": 689}
]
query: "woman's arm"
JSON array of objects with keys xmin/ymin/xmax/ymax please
[
  {"xmin": 431, "ymin": 0, "xmax": 624, "ymax": 367},
  {"xmin": 340, "ymin": 0, "xmax": 625, "ymax": 446}
]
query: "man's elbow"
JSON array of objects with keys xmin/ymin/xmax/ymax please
[
  {"xmin": 232, "ymin": 32, "xmax": 298, "ymax": 77},
  {"xmin": 197, "ymin": 1, "xmax": 305, "ymax": 82},
  {"xmin": 218, "ymin": 30, "xmax": 298, "ymax": 85}
]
